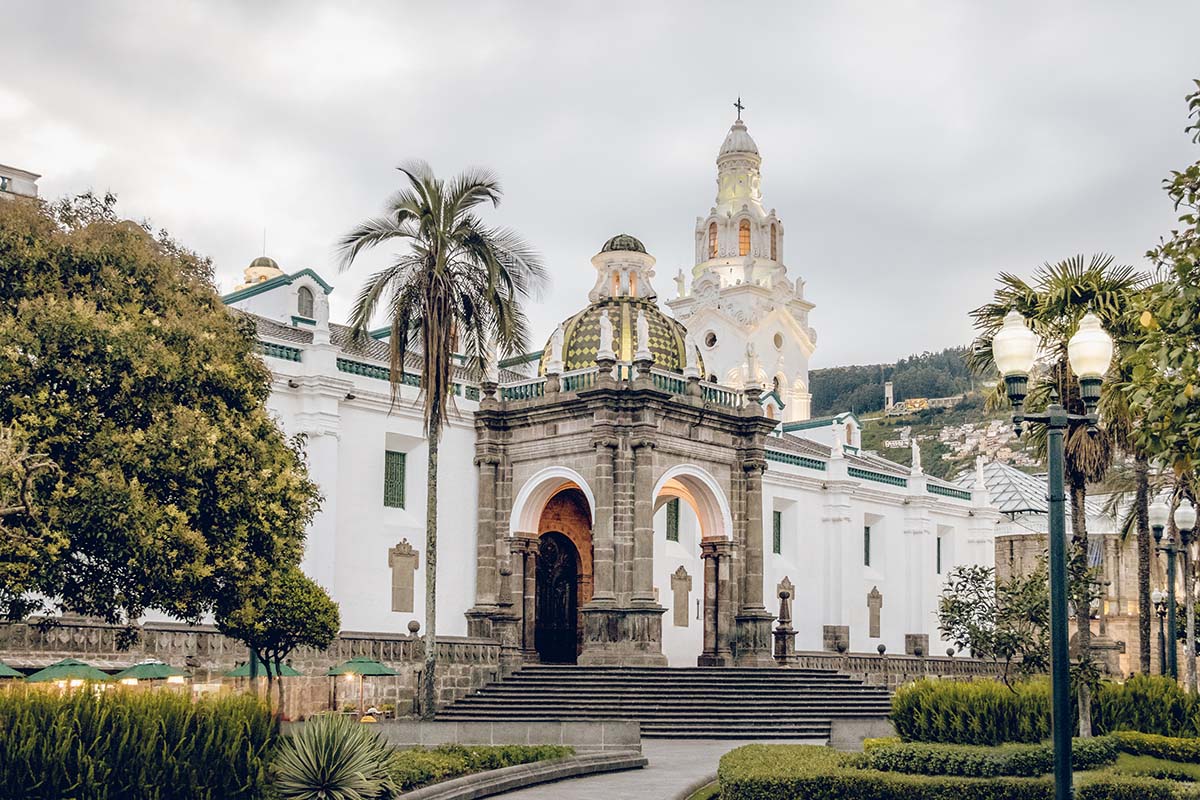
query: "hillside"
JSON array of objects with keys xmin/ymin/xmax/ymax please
[{"xmin": 809, "ymin": 346, "xmax": 975, "ymax": 417}]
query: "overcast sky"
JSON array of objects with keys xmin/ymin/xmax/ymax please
[{"xmin": 5, "ymin": 2, "xmax": 1199, "ymax": 366}]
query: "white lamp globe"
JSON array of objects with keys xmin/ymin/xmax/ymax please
[
  {"xmin": 1067, "ymin": 312, "xmax": 1114, "ymax": 380},
  {"xmin": 1176, "ymin": 499, "xmax": 1197, "ymax": 532},
  {"xmin": 1150, "ymin": 498, "xmax": 1172, "ymax": 530},
  {"xmin": 1152, "ymin": 588, "xmax": 1165, "ymax": 605},
  {"xmin": 992, "ymin": 311, "xmax": 1038, "ymax": 377}
]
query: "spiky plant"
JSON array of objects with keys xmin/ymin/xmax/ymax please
[
  {"xmin": 339, "ymin": 162, "xmax": 544, "ymax": 717},
  {"xmin": 271, "ymin": 713, "xmax": 398, "ymax": 800}
]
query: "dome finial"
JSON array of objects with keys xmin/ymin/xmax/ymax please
[{"xmin": 734, "ymin": 96, "xmax": 745, "ymax": 122}]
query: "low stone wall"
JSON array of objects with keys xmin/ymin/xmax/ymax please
[
  {"xmin": 791, "ymin": 650, "xmax": 1004, "ymax": 688},
  {"xmin": 0, "ymin": 619, "xmax": 501, "ymax": 712},
  {"xmin": 315, "ymin": 719, "xmax": 642, "ymax": 753}
]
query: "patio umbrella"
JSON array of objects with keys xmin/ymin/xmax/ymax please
[
  {"xmin": 225, "ymin": 661, "xmax": 302, "ymax": 678},
  {"xmin": 113, "ymin": 660, "xmax": 188, "ymax": 684},
  {"xmin": 0, "ymin": 661, "xmax": 24, "ymax": 679},
  {"xmin": 26, "ymin": 658, "xmax": 111, "ymax": 683},
  {"xmin": 327, "ymin": 657, "xmax": 398, "ymax": 714}
]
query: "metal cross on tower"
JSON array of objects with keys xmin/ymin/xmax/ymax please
[{"xmin": 734, "ymin": 97, "xmax": 745, "ymax": 120}]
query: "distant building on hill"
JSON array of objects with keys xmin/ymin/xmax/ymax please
[{"xmin": 0, "ymin": 164, "xmax": 39, "ymax": 200}]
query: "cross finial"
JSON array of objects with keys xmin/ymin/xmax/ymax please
[{"xmin": 734, "ymin": 96, "xmax": 745, "ymax": 121}]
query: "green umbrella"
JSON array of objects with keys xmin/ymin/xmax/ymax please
[
  {"xmin": 0, "ymin": 661, "xmax": 24, "ymax": 679},
  {"xmin": 327, "ymin": 657, "xmax": 397, "ymax": 715},
  {"xmin": 326, "ymin": 657, "xmax": 398, "ymax": 677},
  {"xmin": 225, "ymin": 661, "xmax": 301, "ymax": 678},
  {"xmin": 114, "ymin": 660, "xmax": 188, "ymax": 681},
  {"xmin": 26, "ymin": 658, "xmax": 111, "ymax": 683}
]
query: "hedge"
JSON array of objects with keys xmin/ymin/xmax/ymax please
[
  {"xmin": 1094, "ymin": 675, "xmax": 1200, "ymax": 738},
  {"xmin": 389, "ymin": 744, "xmax": 573, "ymax": 791},
  {"xmin": 0, "ymin": 687, "xmax": 273, "ymax": 800},
  {"xmin": 865, "ymin": 736, "xmax": 1117, "ymax": 777},
  {"xmin": 1110, "ymin": 731, "xmax": 1200, "ymax": 764},
  {"xmin": 718, "ymin": 744, "xmax": 1200, "ymax": 800},
  {"xmin": 1109, "ymin": 754, "xmax": 1200, "ymax": 783}
]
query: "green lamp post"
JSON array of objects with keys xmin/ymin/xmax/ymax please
[
  {"xmin": 993, "ymin": 309, "xmax": 1114, "ymax": 800},
  {"xmin": 1151, "ymin": 497, "xmax": 1178, "ymax": 679}
]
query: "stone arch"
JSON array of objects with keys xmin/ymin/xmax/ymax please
[
  {"xmin": 509, "ymin": 466, "xmax": 596, "ymax": 535},
  {"xmin": 652, "ymin": 464, "xmax": 733, "ymax": 541}
]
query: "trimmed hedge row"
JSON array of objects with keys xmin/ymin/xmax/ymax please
[
  {"xmin": 718, "ymin": 744, "xmax": 1200, "ymax": 800},
  {"xmin": 1110, "ymin": 731, "xmax": 1200, "ymax": 764},
  {"xmin": 389, "ymin": 744, "xmax": 574, "ymax": 791},
  {"xmin": 893, "ymin": 675, "xmax": 1200, "ymax": 745},
  {"xmin": 864, "ymin": 736, "xmax": 1118, "ymax": 777},
  {"xmin": 0, "ymin": 687, "xmax": 273, "ymax": 800},
  {"xmin": 1109, "ymin": 754, "xmax": 1200, "ymax": 783}
]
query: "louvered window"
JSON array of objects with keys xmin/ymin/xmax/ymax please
[
  {"xmin": 383, "ymin": 450, "xmax": 406, "ymax": 508},
  {"xmin": 772, "ymin": 510, "xmax": 782, "ymax": 554},
  {"xmin": 666, "ymin": 498, "xmax": 680, "ymax": 542}
]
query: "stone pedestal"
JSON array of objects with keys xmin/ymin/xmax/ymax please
[
  {"xmin": 734, "ymin": 609, "xmax": 776, "ymax": 666},
  {"xmin": 823, "ymin": 625, "xmax": 850, "ymax": 652},
  {"xmin": 578, "ymin": 603, "xmax": 668, "ymax": 666},
  {"xmin": 464, "ymin": 608, "xmax": 496, "ymax": 639},
  {"xmin": 905, "ymin": 633, "xmax": 929, "ymax": 657}
]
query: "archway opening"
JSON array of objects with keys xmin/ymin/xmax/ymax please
[{"xmin": 535, "ymin": 487, "xmax": 593, "ymax": 663}]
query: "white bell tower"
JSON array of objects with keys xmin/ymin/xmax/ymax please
[{"xmin": 667, "ymin": 104, "xmax": 817, "ymax": 422}]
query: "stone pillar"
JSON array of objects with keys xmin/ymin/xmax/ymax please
[
  {"xmin": 700, "ymin": 538, "xmax": 734, "ymax": 666},
  {"xmin": 773, "ymin": 577, "xmax": 797, "ymax": 665},
  {"xmin": 631, "ymin": 437, "xmax": 656, "ymax": 603},
  {"xmin": 511, "ymin": 533, "xmax": 539, "ymax": 662},
  {"xmin": 589, "ymin": 436, "xmax": 618, "ymax": 603},
  {"xmin": 735, "ymin": 457, "xmax": 774, "ymax": 666},
  {"xmin": 466, "ymin": 454, "xmax": 500, "ymax": 637}
]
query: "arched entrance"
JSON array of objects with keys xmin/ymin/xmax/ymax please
[{"xmin": 536, "ymin": 532, "xmax": 579, "ymax": 663}]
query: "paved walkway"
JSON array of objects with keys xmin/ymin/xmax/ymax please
[{"xmin": 494, "ymin": 739, "xmax": 821, "ymax": 800}]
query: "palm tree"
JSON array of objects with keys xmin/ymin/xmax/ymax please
[
  {"xmin": 970, "ymin": 254, "xmax": 1146, "ymax": 734},
  {"xmin": 338, "ymin": 162, "xmax": 544, "ymax": 717}
]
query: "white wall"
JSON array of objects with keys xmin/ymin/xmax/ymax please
[{"xmin": 654, "ymin": 500, "xmax": 704, "ymax": 666}]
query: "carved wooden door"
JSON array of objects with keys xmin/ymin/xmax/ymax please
[{"xmin": 535, "ymin": 532, "xmax": 578, "ymax": 663}]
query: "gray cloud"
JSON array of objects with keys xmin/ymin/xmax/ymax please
[{"xmin": 4, "ymin": 1, "xmax": 1198, "ymax": 365}]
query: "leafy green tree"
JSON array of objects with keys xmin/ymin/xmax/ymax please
[
  {"xmin": 0, "ymin": 194, "xmax": 320, "ymax": 635},
  {"xmin": 338, "ymin": 162, "xmax": 544, "ymax": 717},
  {"xmin": 938, "ymin": 562, "xmax": 1050, "ymax": 685},
  {"xmin": 217, "ymin": 567, "xmax": 340, "ymax": 718}
]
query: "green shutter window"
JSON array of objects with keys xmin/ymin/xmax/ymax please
[
  {"xmin": 384, "ymin": 450, "xmax": 406, "ymax": 508},
  {"xmin": 666, "ymin": 498, "xmax": 680, "ymax": 542},
  {"xmin": 772, "ymin": 510, "xmax": 782, "ymax": 555},
  {"xmin": 937, "ymin": 536, "xmax": 942, "ymax": 574},
  {"xmin": 864, "ymin": 526, "xmax": 871, "ymax": 567}
]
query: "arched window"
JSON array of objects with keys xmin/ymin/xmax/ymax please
[
  {"xmin": 739, "ymin": 220, "xmax": 751, "ymax": 256},
  {"xmin": 708, "ymin": 222, "xmax": 718, "ymax": 259},
  {"xmin": 297, "ymin": 286, "xmax": 314, "ymax": 318},
  {"xmin": 770, "ymin": 223, "xmax": 778, "ymax": 261}
]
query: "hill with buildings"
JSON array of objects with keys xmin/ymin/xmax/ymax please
[{"xmin": 809, "ymin": 346, "xmax": 976, "ymax": 417}]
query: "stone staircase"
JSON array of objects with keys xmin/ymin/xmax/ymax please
[{"xmin": 437, "ymin": 664, "xmax": 893, "ymax": 739}]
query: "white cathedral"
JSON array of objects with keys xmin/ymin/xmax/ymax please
[{"xmin": 222, "ymin": 115, "xmax": 999, "ymax": 667}]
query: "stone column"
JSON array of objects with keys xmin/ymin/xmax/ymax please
[
  {"xmin": 735, "ymin": 457, "xmax": 775, "ymax": 666},
  {"xmin": 589, "ymin": 436, "xmax": 618, "ymax": 603},
  {"xmin": 700, "ymin": 538, "xmax": 734, "ymax": 666},
  {"xmin": 511, "ymin": 533, "xmax": 539, "ymax": 662},
  {"xmin": 631, "ymin": 437, "xmax": 656, "ymax": 603},
  {"xmin": 466, "ymin": 455, "xmax": 500, "ymax": 637}
]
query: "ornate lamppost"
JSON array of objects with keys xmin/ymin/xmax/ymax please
[
  {"xmin": 1151, "ymin": 498, "xmax": 1179, "ymax": 679},
  {"xmin": 993, "ymin": 310, "xmax": 1113, "ymax": 800},
  {"xmin": 1176, "ymin": 499, "xmax": 1197, "ymax": 681},
  {"xmin": 1152, "ymin": 588, "xmax": 1169, "ymax": 676}
]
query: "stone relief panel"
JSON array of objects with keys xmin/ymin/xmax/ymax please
[
  {"xmin": 388, "ymin": 540, "xmax": 419, "ymax": 613},
  {"xmin": 671, "ymin": 566, "xmax": 692, "ymax": 628}
]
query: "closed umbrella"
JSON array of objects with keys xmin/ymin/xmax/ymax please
[
  {"xmin": 26, "ymin": 658, "xmax": 111, "ymax": 684},
  {"xmin": 327, "ymin": 657, "xmax": 398, "ymax": 715}
]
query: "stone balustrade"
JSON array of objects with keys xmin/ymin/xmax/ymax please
[{"xmin": 789, "ymin": 649, "xmax": 1004, "ymax": 687}]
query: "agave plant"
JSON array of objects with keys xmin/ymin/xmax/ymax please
[{"xmin": 272, "ymin": 713, "xmax": 398, "ymax": 800}]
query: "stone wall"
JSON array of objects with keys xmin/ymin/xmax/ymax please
[
  {"xmin": 0, "ymin": 619, "xmax": 500, "ymax": 713},
  {"xmin": 790, "ymin": 649, "xmax": 1005, "ymax": 688}
]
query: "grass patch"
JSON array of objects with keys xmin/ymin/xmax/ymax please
[
  {"xmin": 1109, "ymin": 754, "xmax": 1200, "ymax": 782},
  {"xmin": 684, "ymin": 781, "xmax": 720, "ymax": 800},
  {"xmin": 389, "ymin": 744, "xmax": 573, "ymax": 792}
]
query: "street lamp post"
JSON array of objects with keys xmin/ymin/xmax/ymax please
[
  {"xmin": 993, "ymin": 310, "xmax": 1113, "ymax": 800},
  {"xmin": 1176, "ymin": 499, "xmax": 1197, "ymax": 688},
  {"xmin": 1151, "ymin": 498, "xmax": 1178, "ymax": 679},
  {"xmin": 1153, "ymin": 588, "xmax": 1169, "ymax": 676}
]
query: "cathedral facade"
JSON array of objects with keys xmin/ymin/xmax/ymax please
[{"xmin": 222, "ymin": 116, "xmax": 999, "ymax": 667}]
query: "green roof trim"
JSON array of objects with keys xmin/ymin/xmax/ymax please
[
  {"xmin": 221, "ymin": 268, "xmax": 334, "ymax": 305},
  {"xmin": 368, "ymin": 327, "xmax": 391, "ymax": 340},
  {"xmin": 783, "ymin": 411, "xmax": 861, "ymax": 432},
  {"xmin": 499, "ymin": 351, "xmax": 542, "ymax": 368}
]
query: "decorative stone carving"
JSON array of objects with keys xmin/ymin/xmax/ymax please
[
  {"xmin": 388, "ymin": 540, "xmax": 419, "ymax": 613},
  {"xmin": 867, "ymin": 586, "xmax": 883, "ymax": 638},
  {"xmin": 822, "ymin": 624, "xmax": 849, "ymax": 653},
  {"xmin": 905, "ymin": 633, "xmax": 929, "ymax": 657},
  {"xmin": 635, "ymin": 308, "xmax": 652, "ymax": 362},
  {"xmin": 597, "ymin": 310, "xmax": 615, "ymax": 361},
  {"xmin": 774, "ymin": 577, "xmax": 797, "ymax": 664},
  {"xmin": 910, "ymin": 439, "xmax": 923, "ymax": 475},
  {"xmin": 671, "ymin": 566, "xmax": 692, "ymax": 628},
  {"xmin": 546, "ymin": 324, "xmax": 565, "ymax": 375}
]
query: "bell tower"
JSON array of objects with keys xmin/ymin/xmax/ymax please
[{"xmin": 667, "ymin": 106, "xmax": 816, "ymax": 422}]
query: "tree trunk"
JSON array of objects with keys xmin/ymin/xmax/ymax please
[
  {"xmin": 274, "ymin": 657, "xmax": 286, "ymax": 730},
  {"xmin": 1187, "ymin": 545, "xmax": 1197, "ymax": 693},
  {"xmin": 1070, "ymin": 479, "xmax": 1093, "ymax": 737},
  {"xmin": 421, "ymin": 431, "xmax": 439, "ymax": 720},
  {"xmin": 1136, "ymin": 454, "xmax": 1152, "ymax": 674}
]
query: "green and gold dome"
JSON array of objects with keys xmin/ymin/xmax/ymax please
[{"xmin": 539, "ymin": 234, "xmax": 702, "ymax": 375}]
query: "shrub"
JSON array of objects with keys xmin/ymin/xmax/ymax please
[
  {"xmin": 865, "ymin": 737, "xmax": 1117, "ymax": 777},
  {"xmin": 1095, "ymin": 676, "xmax": 1200, "ymax": 738},
  {"xmin": 1076, "ymin": 773, "xmax": 1200, "ymax": 800},
  {"xmin": 1109, "ymin": 754, "xmax": 1200, "ymax": 782},
  {"xmin": 389, "ymin": 744, "xmax": 573, "ymax": 791},
  {"xmin": 0, "ymin": 687, "xmax": 273, "ymax": 800},
  {"xmin": 272, "ymin": 713, "xmax": 398, "ymax": 800},
  {"xmin": 890, "ymin": 678, "xmax": 1052, "ymax": 744},
  {"xmin": 1110, "ymin": 731, "xmax": 1200, "ymax": 764}
]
